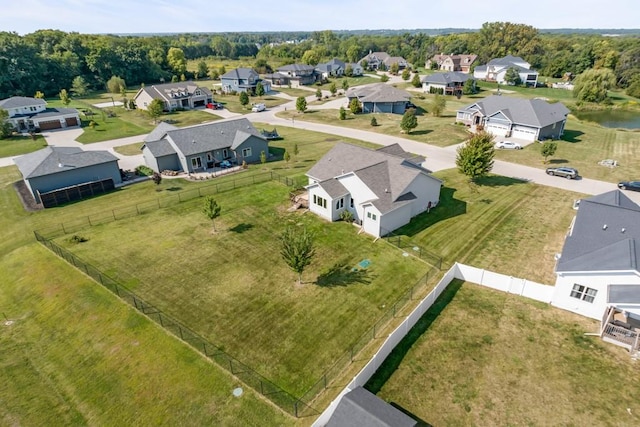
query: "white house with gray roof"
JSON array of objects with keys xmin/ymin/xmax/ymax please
[
  {"xmin": 346, "ymin": 83, "xmax": 413, "ymax": 114},
  {"xmin": 456, "ymin": 95, "xmax": 570, "ymax": 141},
  {"xmin": 133, "ymin": 81, "xmax": 212, "ymax": 111},
  {"xmin": 306, "ymin": 142, "xmax": 441, "ymax": 238},
  {"xmin": 473, "ymin": 55, "xmax": 538, "ymax": 86},
  {"xmin": 0, "ymin": 96, "xmax": 81, "ymax": 131},
  {"xmin": 141, "ymin": 118, "xmax": 268, "ymax": 173},
  {"xmin": 553, "ymin": 191, "xmax": 640, "ymax": 322},
  {"xmin": 14, "ymin": 146, "xmax": 121, "ymax": 206}
]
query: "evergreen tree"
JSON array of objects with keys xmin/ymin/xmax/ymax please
[{"xmin": 400, "ymin": 109, "xmax": 418, "ymax": 134}]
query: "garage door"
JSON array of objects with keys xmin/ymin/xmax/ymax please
[
  {"xmin": 512, "ymin": 126, "xmax": 537, "ymax": 141},
  {"xmin": 38, "ymin": 120, "xmax": 62, "ymax": 130},
  {"xmin": 486, "ymin": 124, "xmax": 509, "ymax": 136},
  {"xmin": 65, "ymin": 117, "xmax": 78, "ymax": 127}
]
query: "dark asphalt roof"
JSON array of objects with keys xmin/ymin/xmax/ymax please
[
  {"xmin": 346, "ymin": 83, "xmax": 412, "ymax": 103},
  {"xmin": 421, "ymin": 71, "xmax": 472, "ymax": 84},
  {"xmin": 556, "ymin": 190, "xmax": 640, "ymax": 273},
  {"xmin": 326, "ymin": 386, "xmax": 417, "ymax": 427},
  {"xmin": 220, "ymin": 67, "xmax": 259, "ymax": 80},
  {"xmin": 14, "ymin": 146, "xmax": 119, "ymax": 179},
  {"xmin": 459, "ymin": 95, "xmax": 569, "ymax": 128},
  {"xmin": 142, "ymin": 139, "xmax": 176, "ymax": 157},
  {"xmin": 0, "ymin": 96, "xmax": 46, "ymax": 109}
]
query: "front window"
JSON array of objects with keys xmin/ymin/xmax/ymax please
[
  {"xmin": 191, "ymin": 157, "xmax": 202, "ymax": 169},
  {"xmin": 570, "ymin": 284, "xmax": 597, "ymax": 303},
  {"xmin": 242, "ymin": 147, "xmax": 252, "ymax": 157}
]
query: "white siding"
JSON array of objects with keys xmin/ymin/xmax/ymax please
[
  {"xmin": 553, "ymin": 271, "xmax": 640, "ymax": 319},
  {"xmin": 362, "ymin": 205, "xmax": 381, "ymax": 237},
  {"xmin": 380, "ymin": 204, "xmax": 412, "ymax": 236},
  {"xmin": 337, "ymin": 174, "xmax": 376, "ymax": 221},
  {"xmin": 308, "ymin": 185, "xmax": 334, "ymax": 222},
  {"xmin": 134, "ymin": 91, "xmax": 156, "ymax": 110},
  {"xmin": 404, "ymin": 174, "xmax": 441, "ymax": 217}
]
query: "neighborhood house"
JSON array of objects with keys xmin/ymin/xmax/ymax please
[
  {"xmin": 359, "ymin": 51, "xmax": 408, "ymax": 70},
  {"xmin": 306, "ymin": 142, "xmax": 442, "ymax": 238},
  {"xmin": 134, "ymin": 81, "xmax": 213, "ymax": 111},
  {"xmin": 14, "ymin": 146, "xmax": 121, "ymax": 207},
  {"xmin": 220, "ymin": 67, "xmax": 271, "ymax": 94},
  {"xmin": 141, "ymin": 118, "xmax": 268, "ymax": 174},
  {"xmin": 473, "ymin": 55, "xmax": 539, "ymax": 86},
  {"xmin": 315, "ymin": 58, "xmax": 363, "ymax": 80},
  {"xmin": 425, "ymin": 54, "xmax": 477, "ymax": 73},
  {"xmin": 456, "ymin": 95, "xmax": 570, "ymax": 142},
  {"xmin": 263, "ymin": 64, "xmax": 318, "ymax": 86},
  {"xmin": 0, "ymin": 96, "xmax": 81, "ymax": 131},
  {"xmin": 345, "ymin": 83, "xmax": 413, "ymax": 114},
  {"xmin": 421, "ymin": 72, "xmax": 475, "ymax": 95}
]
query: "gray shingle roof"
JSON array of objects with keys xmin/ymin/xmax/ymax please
[
  {"xmin": 326, "ymin": 387, "xmax": 417, "ymax": 427},
  {"xmin": 147, "ymin": 118, "xmax": 263, "ymax": 157},
  {"xmin": 556, "ymin": 190, "xmax": 640, "ymax": 273},
  {"xmin": 487, "ymin": 55, "xmax": 528, "ymax": 66},
  {"xmin": 346, "ymin": 83, "xmax": 412, "ymax": 103},
  {"xmin": 318, "ymin": 178, "xmax": 349, "ymax": 198},
  {"xmin": 377, "ymin": 143, "xmax": 426, "ymax": 166},
  {"xmin": 220, "ymin": 67, "xmax": 259, "ymax": 80},
  {"xmin": 307, "ymin": 142, "xmax": 441, "ymax": 214},
  {"xmin": 30, "ymin": 107, "xmax": 78, "ymax": 119},
  {"xmin": 144, "ymin": 122, "xmax": 178, "ymax": 143},
  {"xmin": 142, "ymin": 139, "xmax": 176, "ymax": 157},
  {"xmin": 14, "ymin": 146, "xmax": 119, "ymax": 179},
  {"xmin": 421, "ymin": 71, "xmax": 472, "ymax": 85},
  {"xmin": 459, "ymin": 95, "xmax": 569, "ymax": 128},
  {"xmin": 277, "ymin": 64, "xmax": 316, "ymax": 73},
  {"xmin": 0, "ymin": 96, "xmax": 46, "ymax": 109},
  {"xmin": 139, "ymin": 81, "xmax": 212, "ymax": 101}
]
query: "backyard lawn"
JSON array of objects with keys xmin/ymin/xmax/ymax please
[
  {"xmin": 49, "ymin": 180, "xmax": 428, "ymax": 397},
  {"xmin": 0, "ymin": 166, "xmax": 292, "ymax": 426},
  {"xmin": 396, "ymin": 168, "xmax": 581, "ymax": 284},
  {"xmin": 372, "ymin": 280, "xmax": 640, "ymax": 426},
  {"xmin": 0, "ymin": 134, "xmax": 48, "ymax": 157}
]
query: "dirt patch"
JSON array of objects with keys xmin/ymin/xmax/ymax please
[{"xmin": 13, "ymin": 180, "xmax": 43, "ymax": 212}]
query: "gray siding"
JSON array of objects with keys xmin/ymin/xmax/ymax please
[
  {"xmin": 28, "ymin": 161, "xmax": 121, "ymax": 203},
  {"xmin": 538, "ymin": 122, "xmax": 564, "ymax": 140},
  {"xmin": 142, "ymin": 146, "xmax": 161, "ymax": 172},
  {"xmin": 362, "ymin": 101, "xmax": 406, "ymax": 114},
  {"xmin": 157, "ymin": 154, "xmax": 181, "ymax": 172},
  {"xmin": 235, "ymin": 135, "xmax": 268, "ymax": 163}
]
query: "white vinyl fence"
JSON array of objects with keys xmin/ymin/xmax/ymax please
[{"xmin": 312, "ymin": 263, "xmax": 555, "ymax": 426}]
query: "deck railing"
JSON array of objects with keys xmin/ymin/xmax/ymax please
[{"xmin": 602, "ymin": 322, "xmax": 639, "ymax": 350}]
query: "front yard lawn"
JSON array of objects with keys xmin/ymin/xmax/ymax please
[
  {"xmin": 0, "ymin": 134, "xmax": 48, "ymax": 157},
  {"xmin": 214, "ymin": 93, "xmax": 289, "ymax": 114},
  {"xmin": 51, "ymin": 180, "xmax": 428, "ymax": 397},
  {"xmin": 373, "ymin": 281, "xmax": 640, "ymax": 426}
]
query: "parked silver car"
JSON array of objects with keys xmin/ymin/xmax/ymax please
[{"xmin": 546, "ymin": 167, "xmax": 579, "ymax": 179}]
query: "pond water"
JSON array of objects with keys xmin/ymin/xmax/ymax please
[{"xmin": 573, "ymin": 109, "xmax": 640, "ymax": 129}]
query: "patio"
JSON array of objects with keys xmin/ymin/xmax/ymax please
[{"xmin": 600, "ymin": 306, "xmax": 640, "ymax": 354}]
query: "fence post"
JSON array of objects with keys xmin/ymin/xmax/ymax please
[
  {"xmin": 87, "ymin": 216, "xmax": 92, "ymax": 226},
  {"xmin": 159, "ymin": 313, "xmax": 164, "ymax": 327},
  {"xmin": 198, "ymin": 188, "xmax": 202, "ymax": 197},
  {"xmin": 61, "ymin": 223, "xmax": 66, "ymax": 234},
  {"xmin": 114, "ymin": 283, "xmax": 120, "ymax": 297},
  {"xmin": 157, "ymin": 198, "xmax": 160, "ymax": 208},
  {"xmin": 178, "ymin": 326, "xmax": 184, "ymax": 340},
  {"xmin": 323, "ymin": 374, "xmax": 327, "ymax": 389},
  {"xmin": 136, "ymin": 204, "xmax": 140, "ymax": 215},
  {"xmin": 229, "ymin": 358, "xmax": 234, "ymax": 373}
]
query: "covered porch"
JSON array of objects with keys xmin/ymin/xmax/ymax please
[{"xmin": 600, "ymin": 306, "xmax": 640, "ymax": 354}]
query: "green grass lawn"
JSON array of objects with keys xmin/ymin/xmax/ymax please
[
  {"xmin": 315, "ymin": 75, "xmax": 380, "ymax": 89},
  {"xmin": 213, "ymin": 93, "xmax": 289, "ymax": 114},
  {"xmin": 49, "ymin": 180, "xmax": 428, "ymax": 396},
  {"xmin": 113, "ymin": 142, "xmax": 144, "ymax": 156},
  {"xmin": 372, "ymin": 281, "xmax": 640, "ymax": 426},
  {"xmin": 396, "ymin": 169, "xmax": 581, "ymax": 284},
  {"xmin": 0, "ymin": 165, "xmax": 292, "ymax": 426},
  {"xmin": 0, "ymin": 134, "xmax": 48, "ymax": 157}
]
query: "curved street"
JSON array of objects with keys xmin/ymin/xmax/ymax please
[{"xmin": 2, "ymin": 88, "xmax": 638, "ymax": 204}]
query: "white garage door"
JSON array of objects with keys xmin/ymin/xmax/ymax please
[
  {"xmin": 512, "ymin": 126, "xmax": 537, "ymax": 141},
  {"xmin": 486, "ymin": 123, "xmax": 509, "ymax": 137}
]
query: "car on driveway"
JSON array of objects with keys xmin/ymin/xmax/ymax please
[
  {"xmin": 206, "ymin": 102, "xmax": 224, "ymax": 110},
  {"xmin": 495, "ymin": 140, "xmax": 522, "ymax": 150},
  {"xmin": 251, "ymin": 103, "xmax": 266, "ymax": 112},
  {"xmin": 546, "ymin": 166, "xmax": 579, "ymax": 179},
  {"xmin": 618, "ymin": 180, "xmax": 640, "ymax": 191}
]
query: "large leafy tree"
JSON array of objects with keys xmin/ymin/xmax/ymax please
[
  {"xmin": 147, "ymin": 99, "xmax": 164, "ymax": 123},
  {"xmin": 504, "ymin": 67, "xmax": 522, "ymax": 85},
  {"xmin": 106, "ymin": 75, "xmax": 126, "ymax": 94},
  {"xmin": 280, "ymin": 226, "xmax": 315, "ymax": 285},
  {"xmin": 196, "ymin": 60, "xmax": 208, "ymax": 79},
  {"xmin": 456, "ymin": 131, "xmax": 495, "ymax": 182},
  {"xmin": 430, "ymin": 94, "xmax": 446, "ymax": 117},
  {"xmin": 400, "ymin": 108, "xmax": 418, "ymax": 134},
  {"xmin": 572, "ymin": 68, "xmax": 616, "ymax": 103},
  {"xmin": 0, "ymin": 109, "xmax": 14, "ymax": 139},
  {"xmin": 474, "ymin": 22, "xmax": 542, "ymax": 64},
  {"xmin": 166, "ymin": 47, "xmax": 187, "ymax": 75},
  {"xmin": 71, "ymin": 76, "xmax": 89, "ymax": 97}
]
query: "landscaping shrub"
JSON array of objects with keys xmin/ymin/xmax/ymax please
[
  {"xmin": 135, "ymin": 165, "xmax": 154, "ymax": 176},
  {"xmin": 68, "ymin": 234, "xmax": 88, "ymax": 244}
]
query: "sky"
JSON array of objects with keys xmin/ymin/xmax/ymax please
[{"xmin": 2, "ymin": 0, "xmax": 638, "ymax": 35}]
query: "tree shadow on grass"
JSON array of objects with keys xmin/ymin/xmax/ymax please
[
  {"xmin": 316, "ymin": 262, "xmax": 373, "ymax": 287},
  {"xmin": 165, "ymin": 186, "xmax": 182, "ymax": 192},
  {"xmin": 229, "ymin": 223, "xmax": 253, "ymax": 233},
  {"xmin": 548, "ymin": 158, "xmax": 569, "ymax": 164},
  {"xmin": 409, "ymin": 129, "xmax": 432, "ymax": 136},
  {"xmin": 365, "ymin": 279, "xmax": 463, "ymax": 394},
  {"xmin": 395, "ymin": 186, "xmax": 466, "ymax": 237},
  {"xmin": 562, "ymin": 130, "xmax": 584, "ymax": 143}
]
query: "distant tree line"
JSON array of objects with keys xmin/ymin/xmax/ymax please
[{"xmin": 1, "ymin": 23, "xmax": 639, "ymax": 99}]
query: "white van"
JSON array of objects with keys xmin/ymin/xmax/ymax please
[{"xmin": 251, "ymin": 103, "xmax": 266, "ymax": 112}]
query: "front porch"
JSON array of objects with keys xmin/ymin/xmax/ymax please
[{"xmin": 600, "ymin": 306, "xmax": 640, "ymax": 354}]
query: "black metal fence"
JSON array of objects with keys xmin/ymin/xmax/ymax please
[
  {"xmin": 382, "ymin": 230, "xmax": 444, "ymax": 270},
  {"xmin": 33, "ymin": 170, "xmax": 444, "ymax": 418},
  {"xmin": 38, "ymin": 178, "xmax": 115, "ymax": 208}
]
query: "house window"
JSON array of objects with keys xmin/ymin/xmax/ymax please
[
  {"xmin": 223, "ymin": 149, "xmax": 228, "ymax": 158},
  {"xmin": 335, "ymin": 198, "xmax": 344, "ymax": 209},
  {"xmin": 242, "ymin": 148, "xmax": 252, "ymax": 157},
  {"xmin": 350, "ymin": 198, "xmax": 354, "ymax": 208},
  {"xmin": 191, "ymin": 157, "xmax": 202, "ymax": 169},
  {"xmin": 570, "ymin": 284, "xmax": 597, "ymax": 303},
  {"xmin": 366, "ymin": 211, "xmax": 377, "ymax": 221},
  {"xmin": 315, "ymin": 195, "xmax": 326, "ymax": 209},
  {"xmin": 207, "ymin": 153, "xmax": 213, "ymax": 161}
]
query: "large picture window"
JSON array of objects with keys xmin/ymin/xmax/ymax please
[
  {"xmin": 242, "ymin": 147, "xmax": 252, "ymax": 157},
  {"xmin": 570, "ymin": 284, "xmax": 597, "ymax": 303},
  {"xmin": 313, "ymin": 195, "xmax": 327, "ymax": 209}
]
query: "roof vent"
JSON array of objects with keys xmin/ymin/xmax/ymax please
[
  {"xmin": 384, "ymin": 188, "xmax": 389, "ymax": 193},
  {"xmin": 621, "ymin": 228, "xmax": 626, "ymax": 233},
  {"xmin": 58, "ymin": 162, "xmax": 63, "ymax": 168},
  {"xmin": 603, "ymin": 224, "xmax": 608, "ymax": 230},
  {"xmin": 192, "ymin": 139, "xmax": 196, "ymax": 144}
]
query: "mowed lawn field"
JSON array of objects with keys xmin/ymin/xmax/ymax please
[
  {"xmin": 394, "ymin": 169, "xmax": 581, "ymax": 284},
  {"xmin": 0, "ymin": 166, "xmax": 291, "ymax": 426},
  {"xmin": 373, "ymin": 281, "xmax": 640, "ymax": 426},
  {"xmin": 50, "ymin": 180, "xmax": 428, "ymax": 396}
]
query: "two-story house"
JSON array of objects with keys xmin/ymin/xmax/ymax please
[
  {"xmin": 264, "ymin": 64, "xmax": 318, "ymax": 87},
  {"xmin": 220, "ymin": 68, "xmax": 271, "ymax": 94},
  {"xmin": 425, "ymin": 54, "xmax": 477, "ymax": 73},
  {"xmin": 358, "ymin": 51, "xmax": 408, "ymax": 71},
  {"xmin": 0, "ymin": 96, "xmax": 81, "ymax": 132}
]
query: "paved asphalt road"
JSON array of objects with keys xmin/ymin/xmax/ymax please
[{"xmin": 2, "ymin": 86, "xmax": 639, "ymax": 204}]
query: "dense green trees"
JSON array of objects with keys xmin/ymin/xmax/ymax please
[
  {"xmin": 572, "ymin": 68, "xmax": 617, "ymax": 102},
  {"xmin": 0, "ymin": 26, "xmax": 639, "ymax": 102},
  {"xmin": 456, "ymin": 132, "xmax": 495, "ymax": 182}
]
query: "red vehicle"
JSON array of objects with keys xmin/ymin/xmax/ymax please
[{"xmin": 206, "ymin": 102, "xmax": 224, "ymax": 110}]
